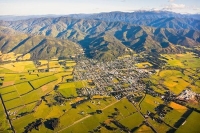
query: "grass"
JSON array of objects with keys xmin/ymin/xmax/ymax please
[
  {"xmin": 0, "ymin": 59, "xmax": 79, "ymax": 132},
  {"xmin": 15, "ymin": 82, "xmax": 33, "ymax": 95},
  {"xmin": 164, "ymin": 109, "xmax": 186, "ymax": 127},
  {"xmin": 59, "ymin": 98, "xmax": 137, "ymax": 133},
  {"xmin": 59, "ymin": 101, "xmax": 101, "ymax": 131},
  {"xmin": 49, "ymin": 61, "xmax": 60, "ymax": 68},
  {"xmin": 0, "ymin": 61, "xmax": 36, "ymax": 72},
  {"xmin": 0, "ymin": 100, "xmax": 10, "ymax": 132},
  {"xmin": 150, "ymin": 85, "xmax": 166, "ymax": 94},
  {"xmin": 149, "ymin": 69, "xmax": 199, "ymax": 94},
  {"xmin": 12, "ymin": 114, "xmax": 35, "ymax": 133},
  {"xmin": 66, "ymin": 61, "xmax": 76, "ymax": 67},
  {"xmin": 60, "ymin": 114, "xmax": 105, "ymax": 133},
  {"xmin": 2, "ymin": 91, "xmax": 19, "ymax": 101},
  {"xmin": 176, "ymin": 111, "xmax": 200, "ymax": 133},
  {"xmin": 120, "ymin": 112, "xmax": 144, "ymax": 130},
  {"xmin": 9, "ymin": 102, "xmax": 36, "ymax": 117},
  {"xmin": 0, "ymin": 67, "xmax": 13, "ymax": 73},
  {"xmin": 59, "ymin": 87, "xmax": 77, "ymax": 98},
  {"xmin": 30, "ymin": 75, "xmax": 57, "ymax": 89},
  {"xmin": 4, "ymin": 98, "xmax": 23, "ymax": 110},
  {"xmin": 21, "ymin": 89, "xmax": 42, "ymax": 104},
  {"xmin": 135, "ymin": 62, "xmax": 152, "ymax": 68},
  {"xmin": 162, "ymin": 52, "xmax": 200, "ymax": 68},
  {"xmin": 148, "ymin": 118, "xmax": 170, "ymax": 133},
  {"xmin": 135, "ymin": 124, "xmax": 153, "ymax": 133},
  {"xmin": 2, "ymin": 74, "xmax": 17, "ymax": 82},
  {"xmin": 58, "ymin": 81, "xmax": 89, "ymax": 98},
  {"xmin": 140, "ymin": 94, "xmax": 163, "ymax": 114},
  {"xmin": 33, "ymin": 102, "xmax": 52, "ymax": 119},
  {"xmin": 13, "ymin": 97, "xmax": 113, "ymax": 133},
  {"xmin": 0, "ymin": 86, "xmax": 16, "ymax": 95}
]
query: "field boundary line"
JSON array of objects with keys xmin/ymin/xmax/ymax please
[{"xmin": 0, "ymin": 94, "xmax": 15, "ymax": 133}]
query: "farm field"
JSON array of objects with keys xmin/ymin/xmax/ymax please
[
  {"xmin": 140, "ymin": 94, "xmax": 163, "ymax": 114},
  {"xmin": 176, "ymin": 111, "xmax": 200, "ymax": 133},
  {"xmin": 161, "ymin": 52, "xmax": 200, "ymax": 68},
  {"xmin": 143, "ymin": 53, "xmax": 200, "ymax": 132},
  {"xmin": 135, "ymin": 62, "xmax": 152, "ymax": 68},
  {"xmin": 0, "ymin": 61, "xmax": 36, "ymax": 72},
  {"xmin": 58, "ymin": 80, "xmax": 91, "ymax": 98},
  {"xmin": 59, "ymin": 98, "xmax": 147, "ymax": 133},
  {"xmin": 0, "ymin": 99, "xmax": 10, "ymax": 132},
  {"xmin": 119, "ymin": 112, "xmax": 144, "ymax": 130},
  {"xmin": 163, "ymin": 108, "xmax": 187, "ymax": 127},
  {"xmin": 0, "ymin": 59, "xmax": 79, "ymax": 132},
  {"xmin": 148, "ymin": 68, "xmax": 200, "ymax": 94},
  {"xmin": 0, "ymin": 53, "xmax": 199, "ymax": 133},
  {"xmin": 30, "ymin": 75, "xmax": 57, "ymax": 89}
]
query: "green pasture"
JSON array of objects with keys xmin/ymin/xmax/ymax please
[
  {"xmin": 0, "ymin": 100, "xmax": 10, "ymax": 132},
  {"xmin": 4, "ymin": 98, "xmax": 23, "ymax": 110},
  {"xmin": 2, "ymin": 91, "xmax": 19, "ymax": 101},
  {"xmin": 176, "ymin": 111, "xmax": 200, "ymax": 133},
  {"xmin": 140, "ymin": 94, "xmax": 163, "ymax": 114},
  {"xmin": 162, "ymin": 52, "xmax": 200, "ymax": 68},
  {"xmin": 59, "ymin": 98, "xmax": 140, "ymax": 133},
  {"xmin": 0, "ymin": 86, "xmax": 16, "ymax": 95},
  {"xmin": 149, "ymin": 69, "xmax": 200, "ymax": 94},
  {"xmin": 148, "ymin": 118, "xmax": 170, "ymax": 133},
  {"xmin": 120, "ymin": 112, "xmax": 144, "ymax": 130},
  {"xmin": 58, "ymin": 81, "xmax": 89, "ymax": 98},
  {"xmin": 164, "ymin": 109, "xmax": 186, "ymax": 127},
  {"xmin": 15, "ymin": 82, "xmax": 33, "ymax": 95},
  {"xmin": 30, "ymin": 75, "xmax": 57, "ymax": 89}
]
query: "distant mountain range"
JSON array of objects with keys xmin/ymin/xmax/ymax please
[
  {"xmin": 0, "ymin": 26, "xmax": 82, "ymax": 59},
  {"xmin": 1, "ymin": 11, "xmax": 200, "ymax": 21},
  {"xmin": 0, "ymin": 11, "xmax": 200, "ymax": 61}
]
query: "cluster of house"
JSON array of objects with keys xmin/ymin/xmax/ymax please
[
  {"xmin": 74, "ymin": 57, "xmax": 151, "ymax": 100},
  {"xmin": 177, "ymin": 89, "xmax": 197, "ymax": 101}
]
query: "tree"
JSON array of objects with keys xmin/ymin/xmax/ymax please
[{"xmin": 50, "ymin": 118, "xmax": 60, "ymax": 130}]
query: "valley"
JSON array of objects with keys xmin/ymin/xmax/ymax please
[
  {"xmin": 0, "ymin": 52, "xmax": 199, "ymax": 133},
  {"xmin": 0, "ymin": 8, "xmax": 200, "ymax": 133}
]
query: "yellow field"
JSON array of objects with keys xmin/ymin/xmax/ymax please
[
  {"xmin": 0, "ymin": 61, "xmax": 35, "ymax": 72},
  {"xmin": 135, "ymin": 62, "xmax": 152, "ymax": 68},
  {"xmin": 135, "ymin": 125, "xmax": 154, "ymax": 133},
  {"xmin": 169, "ymin": 102, "xmax": 187, "ymax": 110},
  {"xmin": 112, "ymin": 78, "xmax": 119, "ymax": 83},
  {"xmin": 92, "ymin": 95, "xmax": 107, "ymax": 99},
  {"xmin": 66, "ymin": 62, "xmax": 76, "ymax": 67},
  {"xmin": 0, "ymin": 52, "xmax": 31, "ymax": 62},
  {"xmin": 18, "ymin": 53, "xmax": 31, "ymax": 60},
  {"xmin": 39, "ymin": 60, "xmax": 48, "ymax": 65}
]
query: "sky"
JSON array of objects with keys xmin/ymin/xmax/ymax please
[{"xmin": 0, "ymin": 0, "xmax": 200, "ymax": 15}]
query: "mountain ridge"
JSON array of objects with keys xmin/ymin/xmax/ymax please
[
  {"xmin": 0, "ymin": 26, "xmax": 83, "ymax": 60},
  {"xmin": 0, "ymin": 15, "xmax": 199, "ymax": 61}
]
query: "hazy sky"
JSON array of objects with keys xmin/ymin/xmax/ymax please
[{"xmin": 0, "ymin": 0, "xmax": 200, "ymax": 15}]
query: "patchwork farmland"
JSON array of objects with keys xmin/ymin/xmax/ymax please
[{"xmin": 0, "ymin": 53, "xmax": 200, "ymax": 133}]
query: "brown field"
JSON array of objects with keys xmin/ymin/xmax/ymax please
[
  {"xmin": 2, "ymin": 81, "xmax": 15, "ymax": 87},
  {"xmin": 41, "ymin": 85, "xmax": 48, "ymax": 92},
  {"xmin": 176, "ymin": 54, "xmax": 185, "ymax": 57},
  {"xmin": 74, "ymin": 97, "xmax": 84, "ymax": 102}
]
